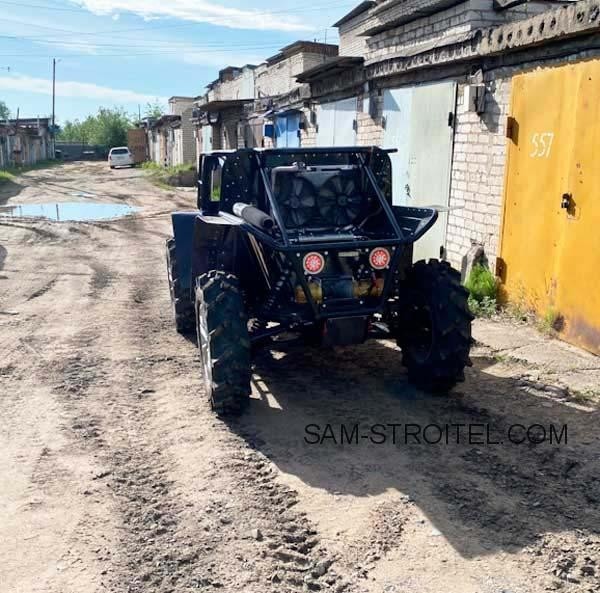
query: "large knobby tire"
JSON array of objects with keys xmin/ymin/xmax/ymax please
[
  {"xmin": 195, "ymin": 271, "xmax": 252, "ymax": 415},
  {"xmin": 166, "ymin": 238, "xmax": 195, "ymax": 334},
  {"xmin": 397, "ymin": 259, "xmax": 473, "ymax": 392}
]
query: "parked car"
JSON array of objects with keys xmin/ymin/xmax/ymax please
[{"xmin": 108, "ymin": 147, "xmax": 134, "ymax": 169}]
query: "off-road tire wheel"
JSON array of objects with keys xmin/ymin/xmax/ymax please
[
  {"xmin": 396, "ymin": 259, "xmax": 473, "ymax": 392},
  {"xmin": 195, "ymin": 271, "xmax": 252, "ymax": 415},
  {"xmin": 166, "ymin": 238, "xmax": 195, "ymax": 333}
]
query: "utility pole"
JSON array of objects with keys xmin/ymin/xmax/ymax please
[
  {"xmin": 51, "ymin": 58, "xmax": 61, "ymax": 158},
  {"xmin": 51, "ymin": 58, "xmax": 56, "ymax": 132}
]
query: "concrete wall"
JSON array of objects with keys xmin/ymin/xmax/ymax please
[
  {"xmin": 207, "ymin": 67, "xmax": 255, "ymax": 102},
  {"xmin": 169, "ymin": 97, "xmax": 195, "ymax": 116}
]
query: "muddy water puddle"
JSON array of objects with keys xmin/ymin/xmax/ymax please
[{"xmin": 0, "ymin": 202, "xmax": 138, "ymax": 221}]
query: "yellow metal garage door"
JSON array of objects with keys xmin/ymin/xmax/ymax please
[{"xmin": 500, "ymin": 61, "xmax": 600, "ymax": 355}]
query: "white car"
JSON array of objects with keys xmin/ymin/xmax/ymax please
[{"xmin": 108, "ymin": 147, "xmax": 134, "ymax": 169}]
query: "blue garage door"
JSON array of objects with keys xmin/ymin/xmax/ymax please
[{"xmin": 275, "ymin": 113, "xmax": 300, "ymax": 148}]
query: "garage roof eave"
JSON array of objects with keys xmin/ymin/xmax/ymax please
[
  {"xmin": 333, "ymin": 1, "xmax": 376, "ymax": 27},
  {"xmin": 196, "ymin": 99, "xmax": 254, "ymax": 112},
  {"xmin": 296, "ymin": 56, "xmax": 364, "ymax": 83}
]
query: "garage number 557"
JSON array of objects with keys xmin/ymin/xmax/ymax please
[{"xmin": 529, "ymin": 132, "xmax": 554, "ymax": 158}]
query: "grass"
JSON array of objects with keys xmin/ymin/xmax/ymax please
[
  {"xmin": 0, "ymin": 159, "xmax": 61, "ymax": 185},
  {"xmin": 536, "ymin": 308, "xmax": 563, "ymax": 336},
  {"xmin": 141, "ymin": 161, "xmax": 196, "ymax": 188},
  {"xmin": 464, "ymin": 263, "xmax": 498, "ymax": 318}
]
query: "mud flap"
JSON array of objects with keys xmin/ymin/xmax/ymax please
[{"xmin": 323, "ymin": 316, "xmax": 369, "ymax": 347}]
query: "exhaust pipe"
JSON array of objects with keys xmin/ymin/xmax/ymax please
[{"xmin": 233, "ymin": 202, "xmax": 274, "ymax": 231}]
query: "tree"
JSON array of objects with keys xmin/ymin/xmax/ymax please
[
  {"xmin": 57, "ymin": 107, "xmax": 133, "ymax": 148},
  {"xmin": 144, "ymin": 101, "xmax": 166, "ymax": 120},
  {"xmin": 0, "ymin": 100, "xmax": 10, "ymax": 120}
]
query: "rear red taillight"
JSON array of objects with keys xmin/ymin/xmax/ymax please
[
  {"xmin": 303, "ymin": 252, "xmax": 325, "ymax": 275},
  {"xmin": 369, "ymin": 248, "xmax": 391, "ymax": 270}
]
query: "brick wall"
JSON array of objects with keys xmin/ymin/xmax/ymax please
[
  {"xmin": 220, "ymin": 108, "xmax": 243, "ymax": 150},
  {"xmin": 445, "ymin": 47, "xmax": 600, "ymax": 269},
  {"xmin": 365, "ymin": 0, "xmax": 549, "ymax": 64},
  {"xmin": 356, "ymin": 92, "xmax": 384, "ymax": 146},
  {"xmin": 169, "ymin": 97, "xmax": 195, "ymax": 116},
  {"xmin": 339, "ymin": 10, "xmax": 373, "ymax": 57},
  {"xmin": 179, "ymin": 106, "xmax": 197, "ymax": 164},
  {"xmin": 446, "ymin": 75, "xmax": 511, "ymax": 269}
]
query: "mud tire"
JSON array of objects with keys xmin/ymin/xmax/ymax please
[
  {"xmin": 195, "ymin": 271, "xmax": 252, "ymax": 415},
  {"xmin": 396, "ymin": 259, "xmax": 473, "ymax": 392},
  {"xmin": 166, "ymin": 238, "xmax": 195, "ymax": 334}
]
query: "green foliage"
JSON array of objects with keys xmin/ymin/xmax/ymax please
[
  {"xmin": 144, "ymin": 102, "xmax": 166, "ymax": 119},
  {"xmin": 142, "ymin": 161, "xmax": 195, "ymax": 188},
  {"xmin": 465, "ymin": 263, "xmax": 498, "ymax": 317},
  {"xmin": 0, "ymin": 100, "xmax": 9, "ymax": 120},
  {"xmin": 0, "ymin": 159, "xmax": 60, "ymax": 185},
  {"xmin": 468, "ymin": 295, "xmax": 497, "ymax": 318},
  {"xmin": 465, "ymin": 264, "xmax": 498, "ymax": 302},
  {"xmin": 141, "ymin": 161, "xmax": 162, "ymax": 171},
  {"xmin": 537, "ymin": 308, "xmax": 562, "ymax": 335},
  {"xmin": 57, "ymin": 107, "xmax": 133, "ymax": 148}
]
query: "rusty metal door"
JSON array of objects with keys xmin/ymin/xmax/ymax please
[{"xmin": 501, "ymin": 61, "xmax": 600, "ymax": 354}]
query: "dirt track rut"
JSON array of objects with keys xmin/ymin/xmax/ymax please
[{"xmin": 1, "ymin": 163, "xmax": 599, "ymax": 593}]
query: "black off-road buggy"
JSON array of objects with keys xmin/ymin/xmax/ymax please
[{"xmin": 166, "ymin": 147, "xmax": 472, "ymax": 414}]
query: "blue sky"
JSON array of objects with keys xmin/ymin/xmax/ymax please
[{"xmin": 0, "ymin": 0, "xmax": 352, "ymax": 123}]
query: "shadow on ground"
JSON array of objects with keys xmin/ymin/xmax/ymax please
[
  {"xmin": 0, "ymin": 180, "xmax": 25, "ymax": 204},
  {"xmin": 226, "ymin": 340, "xmax": 600, "ymax": 559}
]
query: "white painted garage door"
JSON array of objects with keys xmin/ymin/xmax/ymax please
[
  {"xmin": 382, "ymin": 88, "xmax": 413, "ymax": 207},
  {"xmin": 316, "ymin": 98, "xmax": 357, "ymax": 147},
  {"xmin": 382, "ymin": 81, "xmax": 456, "ymax": 262},
  {"xmin": 201, "ymin": 125, "xmax": 212, "ymax": 153}
]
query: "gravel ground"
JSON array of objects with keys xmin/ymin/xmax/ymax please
[{"xmin": 1, "ymin": 162, "xmax": 599, "ymax": 593}]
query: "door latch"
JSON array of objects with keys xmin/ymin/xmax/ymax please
[{"xmin": 561, "ymin": 193, "xmax": 572, "ymax": 210}]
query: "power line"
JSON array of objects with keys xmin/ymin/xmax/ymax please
[
  {"xmin": 0, "ymin": 42, "xmax": 294, "ymax": 57},
  {"xmin": 0, "ymin": 37, "xmax": 313, "ymax": 49},
  {"xmin": 0, "ymin": 0, "xmax": 352, "ymax": 21},
  {"xmin": 0, "ymin": 40, "xmax": 343, "ymax": 58}
]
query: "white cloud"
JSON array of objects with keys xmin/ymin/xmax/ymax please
[
  {"xmin": 70, "ymin": 0, "xmax": 311, "ymax": 31},
  {"xmin": 0, "ymin": 74, "xmax": 166, "ymax": 105},
  {"xmin": 181, "ymin": 48, "xmax": 268, "ymax": 67}
]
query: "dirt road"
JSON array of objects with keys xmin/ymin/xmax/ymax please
[{"xmin": 1, "ymin": 162, "xmax": 599, "ymax": 593}]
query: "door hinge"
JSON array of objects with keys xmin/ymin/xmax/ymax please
[
  {"xmin": 447, "ymin": 112, "xmax": 455, "ymax": 128},
  {"xmin": 506, "ymin": 116, "xmax": 518, "ymax": 141}
]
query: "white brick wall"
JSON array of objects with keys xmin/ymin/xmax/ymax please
[
  {"xmin": 339, "ymin": 8, "xmax": 374, "ymax": 57},
  {"xmin": 364, "ymin": 0, "xmax": 552, "ymax": 64}
]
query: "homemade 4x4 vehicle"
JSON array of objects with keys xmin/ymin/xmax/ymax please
[{"xmin": 166, "ymin": 147, "xmax": 472, "ymax": 414}]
